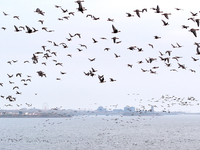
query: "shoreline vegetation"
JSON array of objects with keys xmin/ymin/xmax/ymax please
[{"xmin": 0, "ymin": 108, "xmax": 200, "ymax": 118}]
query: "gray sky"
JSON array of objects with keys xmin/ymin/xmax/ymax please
[{"xmin": 0, "ymin": 0, "xmax": 200, "ymax": 112}]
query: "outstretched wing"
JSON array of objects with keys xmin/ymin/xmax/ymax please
[
  {"xmin": 112, "ymin": 25, "xmax": 116, "ymax": 32},
  {"xmin": 14, "ymin": 25, "xmax": 18, "ymax": 31}
]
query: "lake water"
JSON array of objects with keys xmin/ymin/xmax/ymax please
[{"xmin": 0, "ymin": 115, "xmax": 200, "ymax": 150}]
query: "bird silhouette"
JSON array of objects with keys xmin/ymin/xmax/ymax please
[
  {"xmin": 133, "ymin": 9, "xmax": 142, "ymax": 18},
  {"xmin": 126, "ymin": 13, "xmax": 134, "ymax": 17},
  {"xmin": 98, "ymin": 75, "xmax": 106, "ymax": 83},
  {"xmin": 14, "ymin": 25, "xmax": 21, "ymax": 32},
  {"xmin": 189, "ymin": 28, "xmax": 199, "ymax": 37},
  {"xmin": 92, "ymin": 38, "xmax": 98, "ymax": 43},
  {"xmin": 112, "ymin": 25, "xmax": 120, "ymax": 33}
]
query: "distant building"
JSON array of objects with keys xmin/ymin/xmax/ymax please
[
  {"xmin": 97, "ymin": 106, "xmax": 106, "ymax": 112},
  {"xmin": 113, "ymin": 109, "xmax": 123, "ymax": 113},
  {"xmin": 150, "ymin": 106, "xmax": 154, "ymax": 112},
  {"xmin": 124, "ymin": 106, "xmax": 135, "ymax": 112}
]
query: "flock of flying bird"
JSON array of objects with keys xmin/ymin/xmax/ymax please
[{"xmin": 1, "ymin": 1, "xmax": 200, "ymax": 111}]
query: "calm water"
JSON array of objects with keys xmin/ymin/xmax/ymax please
[{"xmin": 0, "ymin": 115, "xmax": 200, "ymax": 150}]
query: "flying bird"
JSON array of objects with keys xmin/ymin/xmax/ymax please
[
  {"xmin": 189, "ymin": 28, "xmax": 199, "ymax": 37},
  {"xmin": 25, "ymin": 25, "xmax": 33, "ymax": 33},
  {"xmin": 92, "ymin": 38, "xmax": 98, "ymax": 43},
  {"xmin": 133, "ymin": 9, "xmax": 142, "ymax": 18},
  {"xmin": 110, "ymin": 78, "xmax": 116, "ymax": 82},
  {"xmin": 13, "ymin": 16, "xmax": 20, "ymax": 20},
  {"xmin": 114, "ymin": 53, "xmax": 120, "ymax": 58},
  {"xmin": 112, "ymin": 25, "xmax": 120, "ymax": 33},
  {"xmin": 107, "ymin": 18, "xmax": 114, "ymax": 22},
  {"xmin": 162, "ymin": 13, "xmax": 171, "ymax": 19},
  {"xmin": 126, "ymin": 13, "xmax": 134, "ymax": 17},
  {"xmin": 88, "ymin": 58, "xmax": 96, "ymax": 61},
  {"xmin": 3, "ymin": 12, "xmax": 8, "ymax": 16},
  {"xmin": 14, "ymin": 25, "xmax": 21, "ymax": 32},
  {"xmin": 98, "ymin": 75, "xmax": 106, "ymax": 83},
  {"xmin": 162, "ymin": 20, "xmax": 169, "ymax": 26}
]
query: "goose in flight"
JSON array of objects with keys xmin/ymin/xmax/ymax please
[
  {"xmin": 12, "ymin": 60, "xmax": 18, "ymax": 63},
  {"xmin": 14, "ymin": 25, "xmax": 21, "ymax": 32},
  {"xmin": 35, "ymin": 8, "xmax": 45, "ymax": 16},
  {"xmin": 107, "ymin": 18, "xmax": 114, "ymax": 22},
  {"xmin": 38, "ymin": 20, "xmax": 44, "ymax": 24},
  {"xmin": 178, "ymin": 63, "xmax": 186, "ymax": 69},
  {"xmin": 148, "ymin": 44, "xmax": 154, "ymax": 48},
  {"xmin": 93, "ymin": 16, "xmax": 100, "ymax": 20},
  {"xmin": 114, "ymin": 53, "xmax": 120, "ymax": 58},
  {"xmin": 154, "ymin": 35, "xmax": 161, "ymax": 39},
  {"xmin": 127, "ymin": 64, "xmax": 133, "ymax": 68},
  {"xmin": 88, "ymin": 58, "xmax": 95, "ymax": 61},
  {"xmin": 37, "ymin": 71, "xmax": 46, "ymax": 77},
  {"xmin": 67, "ymin": 54, "xmax": 72, "ymax": 57},
  {"xmin": 77, "ymin": 48, "xmax": 83, "ymax": 52},
  {"xmin": 55, "ymin": 5, "xmax": 61, "ymax": 8},
  {"xmin": 56, "ymin": 63, "xmax": 63, "ymax": 66},
  {"xmin": 86, "ymin": 14, "xmax": 92, "ymax": 18},
  {"xmin": 63, "ymin": 16, "xmax": 70, "ymax": 20},
  {"xmin": 182, "ymin": 25, "xmax": 189, "ymax": 29},
  {"xmin": 42, "ymin": 62, "xmax": 47, "ymax": 66},
  {"xmin": 16, "ymin": 73, "xmax": 22, "ymax": 77},
  {"xmin": 76, "ymin": 1, "xmax": 86, "ymax": 13},
  {"xmin": 126, "ymin": 13, "xmax": 134, "ymax": 17},
  {"xmin": 162, "ymin": 20, "xmax": 169, "ymax": 26},
  {"xmin": 190, "ymin": 11, "xmax": 198, "ymax": 16},
  {"xmin": 61, "ymin": 7, "xmax": 68, "ymax": 13},
  {"xmin": 83, "ymin": 72, "xmax": 90, "ymax": 76},
  {"xmin": 176, "ymin": 43, "xmax": 182, "ymax": 48},
  {"xmin": 150, "ymin": 69, "xmax": 156, "ymax": 74},
  {"xmin": 13, "ymin": 86, "xmax": 19, "ymax": 90},
  {"xmin": 110, "ymin": 78, "xmax": 116, "ymax": 82},
  {"xmin": 98, "ymin": 75, "xmax": 106, "ymax": 83},
  {"xmin": 91, "ymin": 67, "xmax": 97, "ymax": 72},
  {"xmin": 69, "ymin": 12, "xmax": 75, "ymax": 16},
  {"xmin": 66, "ymin": 38, "xmax": 72, "ymax": 41},
  {"xmin": 133, "ymin": 9, "xmax": 142, "ymax": 18},
  {"xmin": 60, "ymin": 71, "xmax": 66, "ymax": 75},
  {"xmin": 153, "ymin": 5, "xmax": 163, "ymax": 13},
  {"xmin": 104, "ymin": 48, "xmax": 110, "ymax": 51},
  {"xmin": 7, "ymin": 74, "xmax": 13, "ymax": 78},
  {"xmin": 196, "ymin": 47, "xmax": 200, "ymax": 55},
  {"xmin": 111, "ymin": 37, "xmax": 119, "ymax": 43},
  {"xmin": 74, "ymin": 33, "xmax": 81, "ymax": 38},
  {"xmin": 80, "ymin": 44, "xmax": 87, "ymax": 49},
  {"xmin": 13, "ymin": 16, "xmax": 20, "ymax": 20},
  {"xmin": 162, "ymin": 13, "xmax": 171, "ymax": 19},
  {"xmin": 25, "ymin": 26, "xmax": 33, "ymax": 33},
  {"xmin": 195, "ymin": 19, "xmax": 200, "ymax": 27},
  {"xmin": 189, "ymin": 28, "xmax": 199, "ymax": 37},
  {"xmin": 191, "ymin": 57, "xmax": 199, "ymax": 61},
  {"xmin": 112, "ymin": 25, "xmax": 120, "ymax": 33},
  {"xmin": 3, "ymin": 12, "xmax": 8, "ymax": 16},
  {"xmin": 175, "ymin": 8, "xmax": 183, "ymax": 11},
  {"xmin": 92, "ymin": 38, "xmax": 98, "ymax": 43}
]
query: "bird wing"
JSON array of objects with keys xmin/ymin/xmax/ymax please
[
  {"xmin": 112, "ymin": 25, "xmax": 116, "ymax": 32},
  {"xmin": 14, "ymin": 25, "xmax": 19, "ymax": 31},
  {"xmin": 136, "ymin": 11, "xmax": 140, "ymax": 17},
  {"xmin": 192, "ymin": 29, "xmax": 197, "ymax": 37}
]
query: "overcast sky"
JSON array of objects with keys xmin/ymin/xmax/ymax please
[{"xmin": 0, "ymin": 0, "xmax": 200, "ymax": 112}]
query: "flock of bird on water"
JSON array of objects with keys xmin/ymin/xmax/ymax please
[{"xmin": 0, "ymin": 1, "xmax": 200, "ymax": 112}]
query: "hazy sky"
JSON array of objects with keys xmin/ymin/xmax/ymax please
[{"xmin": 0, "ymin": 0, "xmax": 200, "ymax": 112}]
